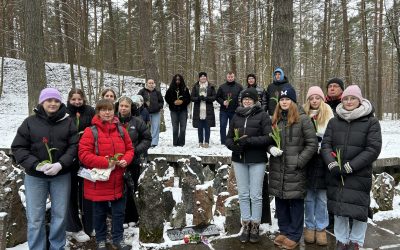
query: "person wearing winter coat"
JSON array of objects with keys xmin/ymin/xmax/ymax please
[
  {"xmin": 268, "ymin": 86, "xmax": 318, "ymax": 249},
  {"xmin": 132, "ymin": 94, "xmax": 150, "ymax": 125},
  {"xmin": 138, "ymin": 79, "xmax": 164, "ymax": 147},
  {"xmin": 216, "ymin": 71, "xmax": 243, "ymax": 144},
  {"xmin": 238, "ymin": 74, "xmax": 267, "ymax": 111},
  {"xmin": 325, "ymin": 78, "xmax": 345, "ymax": 114},
  {"xmin": 11, "ymin": 87, "xmax": 78, "ymax": 250},
  {"xmin": 302, "ymin": 86, "xmax": 334, "ymax": 246},
  {"xmin": 115, "ymin": 96, "xmax": 151, "ymax": 225},
  {"xmin": 165, "ymin": 74, "xmax": 191, "ymax": 146},
  {"xmin": 225, "ymin": 88, "xmax": 272, "ymax": 243},
  {"xmin": 65, "ymin": 88, "xmax": 95, "ymax": 242},
  {"xmin": 78, "ymin": 99, "xmax": 134, "ymax": 250},
  {"xmin": 265, "ymin": 67, "xmax": 294, "ymax": 116},
  {"xmin": 191, "ymin": 72, "xmax": 217, "ymax": 148},
  {"xmin": 321, "ymin": 85, "xmax": 382, "ymax": 250}
]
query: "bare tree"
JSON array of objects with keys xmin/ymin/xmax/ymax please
[
  {"xmin": 271, "ymin": 0, "xmax": 294, "ymax": 80},
  {"xmin": 24, "ymin": 0, "xmax": 46, "ymax": 114}
]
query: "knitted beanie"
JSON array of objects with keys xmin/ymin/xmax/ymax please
[
  {"xmin": 39, "ymin": 88, "xmax": 62, "ymax": 104},
  {"xmin": 306, "ymin": 86, "xmax": 325, "ymax": 101}
]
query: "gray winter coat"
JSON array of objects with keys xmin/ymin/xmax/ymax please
[{"xmin": 268, "ymin": 108, "xmax": 318, "ymax": 199}]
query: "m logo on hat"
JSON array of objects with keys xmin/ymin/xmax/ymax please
[{"xmin": 281, "ymin": 90, "xmax": 287, "ymax": 96}]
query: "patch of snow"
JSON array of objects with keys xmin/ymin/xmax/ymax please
[
  {"xmin": 0, "ymin": 212, "xmax": 8, "ymax": 218},
  {"xmin": 196, "ymin": 180, "xmax": 214, "ymax": 190}
]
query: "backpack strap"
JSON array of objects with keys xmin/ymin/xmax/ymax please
[
  {"xmin": 90, "ymin": 126, "xmax": 99, "ymax": 155},
  {"xmin": 90, "ymin": 124, "xmax": 125, "ymax": 155}
]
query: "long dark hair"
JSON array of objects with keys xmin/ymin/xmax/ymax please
[
  {"xmin": 170, "ymin": 74, "xmax": 186, "ymax": 90},
  {"xmin": 68, "ymin": 88, "xmax": 87, "ymax": 105}
]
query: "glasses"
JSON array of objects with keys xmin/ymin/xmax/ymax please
[{"xmin": 100, "ymin": 109, "xmax": 114, "ymax": 113}]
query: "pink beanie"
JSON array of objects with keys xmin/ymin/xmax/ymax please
[
  {"xmin": 306, "ymin": 86, "xmax": 325, "ymax": 101},
  {"xmin": 341, "ymin": 85, "xmax": 363, "ymax": 102},
  {"xmin": 39, "ymin": 88, "xmax": 62, "ymax": 104}
]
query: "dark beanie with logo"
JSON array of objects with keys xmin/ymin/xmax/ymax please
[
  {"xmin": 279, "ymin": 86, "xmax": 297, "ymax": 103},
  {"xmin": 327, "ymin": 77, "xmax": 345, "ymax": 90},
  {"xmin": 198, "ymin": 72, "xmax": 207, "ymax": 78},
  {"xmin": 241, "ymin": 88, "xmax": 258, "ymax": 102}
]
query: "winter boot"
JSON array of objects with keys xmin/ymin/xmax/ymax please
[
  {"xmin": 348, "ymin": 241, "xmax": 360, "ymax": 250},
  {"xmin": 281, "ymin": 238, "xmax": 299, "ymax": 249},
  {"xmin": 249, "ymin": 221, "xmax": 260, "ymax": 243},
  {"xmin": 239, "ymin": 221, "xmax": 250, "ymax": 243},
  {"xmin": 273, "ymin": 234, "xmax": 287, "ymax": 246},
  {"xmin": 304, "ymin": 228, "xmax": 315, "ymax": 244},
  {"xmin": 316, "ymin": 230, "xmax": 328, "ymax": 246},
  {"xmin": 336, "ymin": 241, "xmax": 348, "ymax": 250},
  {"xmin": 96, "ymin": 241, "xmax": 107, "ymax": 250}
]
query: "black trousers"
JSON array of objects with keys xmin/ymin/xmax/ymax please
[
  {"xmin": 65, "ymin": 170, "xmax": 94, "ymax": 234},
  {"xmin": 124, "ymin": 163, "xmax": 141, "ymax": 223},
  {"xmin": 275, "ymin": 197, "xmax": 304, "ymax": 242}
]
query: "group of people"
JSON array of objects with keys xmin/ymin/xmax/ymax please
[
  {"xmin": 227, "ymin": 72, "xmax": 381, "ymax": 250},
  {"xmin": 10, "ymin": 67, "xmax": 382, "ymax": 250}
]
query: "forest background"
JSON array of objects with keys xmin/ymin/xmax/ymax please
[{"xmin": 0, "ymin": 0, "xmax": 399, "ymax": 119}]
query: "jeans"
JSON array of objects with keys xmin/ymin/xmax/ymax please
[
  {"xmin": 25, "ymin": 173, "xmax": 71, "ymax": 250},
  {"xmin": 219, "ymin": 111, "xmax": 235, "ymax": 144},
  {"xmin": 233, "ymin": 161, "xmax": 266, "ymax": 222},
  {"xmin": 149, "ymin": 112, "xmax": 160, "ymax": 146},
  {"xmin": 334, "ymin": 215, "xmax": 368, "ymax": 246},
  {"xmin": 198, "ymin": 119, "xmax": 211, "ymax": 144},
  {"xmin": 93, "ymin": 195, "xmax": 126, "ymax": 244},
  {"xmin": 275, "ymin": 197, "xmax": 304, "ymax": 242},
  {"xmin": 170, "ymin": 110, "xmax": 188, "ymax": 146},
  {"xmin": 305, "ymin": 189, "xmax": 328, "ymax": 231}
]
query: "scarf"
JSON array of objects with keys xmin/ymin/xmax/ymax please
[
  {"xmin": 199, "ymin": 82, "xmax": 208, "ymax": 120},
  {"xmin": 336, "ymin": 99, "xmax": 373, "ymax": 122}
]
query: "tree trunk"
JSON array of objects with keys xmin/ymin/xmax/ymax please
[
  {"xmin": 137, "ymin": 0, "xmax": 160, "ymax": 86},
  {"xmin": 320, "ymin": 0, "xmax": 330, "ymax": 86},
  {"xmin": 194, "ymin": 0, "xmax": 200, "ymax": 73},
  {"xmin": 53, "ymin": 0, "xmax": 65, "ymax": 62},
  {"xmin": 24, "ymin": 0, "xmax": 47, "ymax": 114},
  {"xmin": 360, "ymin": 0, "xmax": 370, "ymax": 99},
  {"xmin": 271, "ymin": 0, "xmax": 294, "ymax": 81},
  {"xmin": 228, "ymin": 0, "xmax": 236, "ymax": 73},
  {"xmin": 341, "ymin": 0, "xmax": 352, "ymax": 85},
  {"xmin": 377, "ymin": 0, "xmax": 383, "ymax": 119},
  {"xmin": 207, "ymin": 0, "xmax": 217, "ymax": 82},
  {"xmin": 61, "ymin": 0, "xmax": 76, "ymax": 88},
  {"xmin": 107, "ymin": 0, "xmax": 118, "ymax": 74}
]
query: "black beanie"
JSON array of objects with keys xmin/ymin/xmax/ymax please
[
  {"xmin": 247, "ymin": 73, "xmax": 256, "ymax": 83},
  {"xmin": 279, "ymin": 86, "xmax": 297, "ymax": 103},
  {"xmin": 241, "ymin": 88, "xmax": 258, "ymax": 102},
  {"xmin": 327, "ymin": 77, "xmax": 345, "ymax": 90},
  {"xmin": 199, "ymin": 72, "xmax": 207, "ymax": 78}
]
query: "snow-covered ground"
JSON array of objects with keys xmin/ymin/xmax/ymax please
[{"xmin": 2, "ymin": 57, "xmax": 400, "ymax": 250}]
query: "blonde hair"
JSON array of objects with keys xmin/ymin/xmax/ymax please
[
  {"xmin": 303, "ymin": 99, "xmax": 332, "ymax": 128},
  {"xmin": 272, "ymin": 101, "xmax": 300, "ymax": 127}
]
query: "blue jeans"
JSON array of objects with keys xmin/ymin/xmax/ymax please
[
  {"xmin": 93, "ymin": 195, "xmax": 126, "ymax": 244},
  {"xmin": 25, "ymin": 173, "xmax": 71, "ymax": 250},
  {"xmin": 149, "ymin": 112, "xmax": 160, "ymax": 146},
  {"xmin": 334, "ymin": 215, "xmax": 368, "ymax": 246},
  {"xmin": 198, "ymin": 119, "xmax": 210, "ymax": 144},
  {"xmin": 233, "ymin": 161, "xmax": 266, "ymax": 222},
  {"xmin": 305, "ymin": 189, "xmax": 328, "ymax": 231},
  {"xmin": 219, "ymin": 111, "xmax": 235, "ymax": 144},
  {"xmin": 275, "ymin": 197, "xmax": 304, "ymax": 242},
  {"xmin": 170, "ymin": 110, "xmax": 188, "ymax": 146}
]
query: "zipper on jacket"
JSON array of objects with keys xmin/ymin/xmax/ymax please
[
  {"xmin": 280, "ymin": 117, "xmax": 287, "ymax": 198},
  {"xmin": 243, "ymin": 116, "xmax": 249, "ymax": 163}
]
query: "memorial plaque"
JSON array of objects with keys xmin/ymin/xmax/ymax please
[{"xmin": 166, "ymin": 224, "xmax": 220, "ymax": 241}]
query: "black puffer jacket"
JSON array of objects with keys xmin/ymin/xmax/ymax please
[
  {"xmin": 268, "ymin": 108, "xmax": 318, "ymax": 199},
  {"xmin": 225, "ymin": 104, "xmax": 272, "ymax": 163},
  {"xmin": 66, "ymin": 104, "xmax": 95, "ymax": 132},
  {"xmin": 216, "ymin": 81, "xmax": 243, "ymax": 113},
  {"xmin": 265, "ymin": 77, "xmax": 293, "ymax": 116},
  {"xmin": 191, "ymin": 82, "xmax": 216, "ymax": 128},
  {"xmin": 119, "ymin": 115, "xmax": 151, "ymax": 165},
  {"xmin": 138, "ymin": 88, "xmax": 164, "ymax": 114},
  {"xmin": 11, "ymin": 104, "xmax": 78, "ymax": 178},
  {"xmin": 321, "ymin": 107, "xmax": 382, "ymax": 222},
  {"xmin": 165, "ymin": 84, "xmax": 191, "ymax": 112}
]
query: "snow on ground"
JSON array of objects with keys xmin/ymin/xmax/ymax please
[{"xmin": 2, "ymin": 57, "xmax": 400, "ymax": 249}]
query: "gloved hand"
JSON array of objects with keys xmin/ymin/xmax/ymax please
[
  {"xmin": 231, "ymin": 144, "xmax": 244, "ymax": 155},
  {"xmin": 343, "ymin": 162, "xmax": 353, "ymax": 174},
  {"xmin": 44, "ymin": 162, "xmax": 62, "ymax": 176},
  {"xmin": 36, "ymin": 163, "xmax": 50, "ymax": 172},
  {"xmin": 199, "ymin": 95, "xmax": 206, "ymax": 101},
  {"xmin": 238, "ymin": 136, "xmax": 249, "ymax": 146},
  {"xmin": 269, "ymin": 146, "xmax": 283, "ymax": 157}
]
